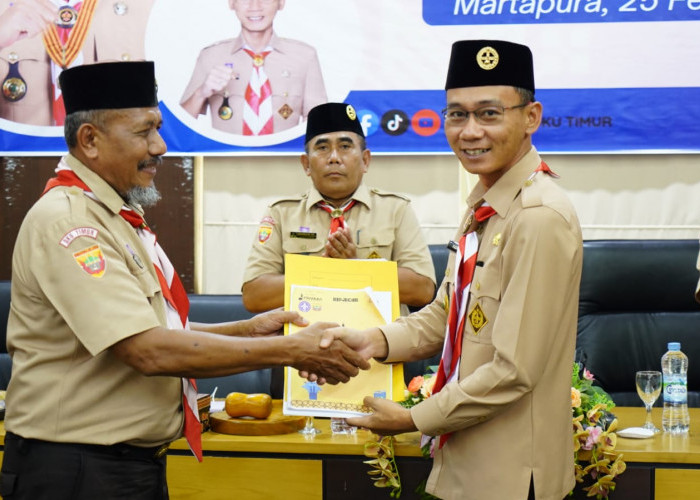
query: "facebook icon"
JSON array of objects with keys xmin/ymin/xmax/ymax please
[{"xmin": 357, "ymin": 109, "xmax": 379, "ymax": 137}]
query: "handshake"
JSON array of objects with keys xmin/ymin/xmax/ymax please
[{"xmin": 248, "ymin": 308, "xmax": 387, "ymax": 386}]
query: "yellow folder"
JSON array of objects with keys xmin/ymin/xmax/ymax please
[{"xmin": 283, "ymin": 254, "xmax": 405, "ymax": 417}]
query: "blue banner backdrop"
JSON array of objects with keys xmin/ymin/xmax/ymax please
[
  {"xmin": 3, "ymin": 87, "xmax": 699, "ymax": 155},
  {"xmin": 0, "ymin": 0, "xmax": 698, "ymax": 155}
]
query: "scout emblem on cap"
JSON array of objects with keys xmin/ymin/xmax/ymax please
[
  {"xmin": 73, "ymin": 244, "xmax": 106, "ymax": 278},
  {"xmin": 469, "ymin": 303, "xmax": 488, "ymax": 334},
  {"xmin": 346, "ymin": 105, "xmax": 357, "ymax": 121},
  {"xmin": 476, "ymin": 46, "xmax": 499, "ymax": 70}
]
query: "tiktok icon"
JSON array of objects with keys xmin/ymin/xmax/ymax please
[{"xmin": 380, "ymin": 109, "xmax": 409, "ymax": 136}]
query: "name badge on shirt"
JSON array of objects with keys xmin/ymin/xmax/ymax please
[{"xmin": 290, "ymin": 232, "xmax": 316, "ymax": 239}]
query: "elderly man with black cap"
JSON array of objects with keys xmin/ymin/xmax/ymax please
[
  {"xmin": 326, "ymin": 41, "xmax": 583, "ymax": 500},
  {"xmin": 241, "ymin": 101, "xmax": 436, "ymax": 315},
  {"xmin": 0, "ymin": 62, "xmax": 369, "ymax": 500}
]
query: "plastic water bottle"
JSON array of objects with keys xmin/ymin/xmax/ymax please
[{"xmin": 662, "ymin": 342, "xmax": 690, "ymax": 434}]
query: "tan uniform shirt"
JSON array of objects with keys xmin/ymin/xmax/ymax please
[
  {"xmin": 382, "ymin": 148, "xmax": 582, "ymax": 500},
  {"xmin": 0, "ymin": 0, "xmax": 154, "ymax": 125},
  {"xmin": 180, "ymin": 33, "xmax": 327, "ymax": 134},
  {"xmin": 243, "ymin": 184, "xmax": 436, "ymax": 314},
  {"xmin": 5, "ymin": 154, "xmax": 182, "ymax": 447}
]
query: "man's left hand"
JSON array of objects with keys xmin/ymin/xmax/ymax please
[
  {"xmin": 323, "ymin": 227, "xmax": 356, "ymax": 259},
  {"xmin": 346, "ymin": 396, "xmax": 418, "ymax": 435}
]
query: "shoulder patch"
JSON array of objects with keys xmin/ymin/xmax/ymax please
[
  {"xmin": 73, "ymin": 244, "xmax": 106, "ymax": 278},
  {"xmin": 369, "ymin": 188, "xmax": 410, "ymax": 201},
  {"xmin": 259, "ymin": 216, "xmax": 276, "ymax": 226},
  {"xmin": 59, "ymin": 227, "xmax": 99, "ymax": 247},
  {"xmin": 258, "ymin": 224, "xmax": 273, "ymax": 244}
]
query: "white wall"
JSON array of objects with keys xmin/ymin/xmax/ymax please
[{"xmin": 200, "ymin": 153, "xmax": 700, "ymax": 294}]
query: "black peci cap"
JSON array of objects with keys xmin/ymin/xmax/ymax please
[
  {"xmin": 59, "ymin": 61, "xmax": 159, "ymax": 115},
  {"xmin": 445, "ymin": 40, "xmax": 535, "ymax": 94},
  {"xmin": 304, "ymin": 102, "xmax": 365, "ymax": 144}
]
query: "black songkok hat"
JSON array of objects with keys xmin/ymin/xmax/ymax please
[
  {"xmin": 445, "ymin": 40, "xmax": 535, "ymax": 94},
  {"xmin": 305, "ymin": 102, "xmax": 365, "ymax": 144},
  {"xmin": 59, "ymin": 61, "xmax": 158, "ymax": 115}
]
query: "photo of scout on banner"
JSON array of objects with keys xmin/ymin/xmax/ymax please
[{"xmin": 282, "ymin": 254, "xmax": 405, "ymax": 421}]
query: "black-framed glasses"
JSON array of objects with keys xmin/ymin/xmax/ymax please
[{"xmin": 441, "ymin": 103, "xmax": 529, "ymax": 126}]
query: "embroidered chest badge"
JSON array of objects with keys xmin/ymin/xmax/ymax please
[
  {"xmin": 469, "ymin": 303, "xmax": 488, "ymax": 335},
  {"xmin": 258, "ymin": 225, "xmax": 273, "ymax": 244},
  {"xmin": 73, "ymin": 244, "xmax": 106, "ymax": 278},
  {"xmin": 367, "ymin": 251, "xmax": 381, "ymax": 259}
]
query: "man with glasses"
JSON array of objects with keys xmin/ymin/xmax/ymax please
[
  {"xmin": 180, "ymin": 0, "xmax": 326, "ymax": 135},
  {"xmin": 326, "ymin": 40, "xmax": 583, "ymax": 499}
]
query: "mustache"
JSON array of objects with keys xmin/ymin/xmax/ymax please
[{"xmin": 137, "ymin": 157, "xmax": 163, "ymax": 170}]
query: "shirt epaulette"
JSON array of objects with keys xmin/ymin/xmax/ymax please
[
  {"xmin": 269, "ymin": 193, "xmax": 307, "ymax": 207},
  {"xmin": 369, "ymin": 187, "xmax": 410, "ymax": 202},
  {"xmin": 201, "ymin": 38, "xmax": 238, "ymax": 51},
  {"xmin": 520, "ymin": 175, "xmax": 544, "ymax": 209}
]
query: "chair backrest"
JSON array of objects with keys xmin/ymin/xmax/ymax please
[
  {"xmin": 0, "ymin": 280, "xmax": 12, "ymax": 389},
  {"xmin": 186, "ymin": 293, "xmax": 273, "ymax": 396},
  {"xmin": 576, "ymin": 240, "xmax": 700, "ymax": 406}
]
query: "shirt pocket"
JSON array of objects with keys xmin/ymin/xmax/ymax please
[
  {"xmin": 355, "ymin": 232, "xmax": 394, "ymax": 260},
  {"xmin": 283, "ymin": 236, "xmax": 325, "ymax": 255},
  {"xmin": 124, "ymin": 247, "xmax": 161, "ymax": 302},
  {"xmin": 464, "ymin": 264, "xmax": 501, "ymax": 344}
]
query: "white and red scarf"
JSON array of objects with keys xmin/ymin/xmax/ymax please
[{"xmin": 43, "ymin": 162, "xmax": 203, "ymax": 461}]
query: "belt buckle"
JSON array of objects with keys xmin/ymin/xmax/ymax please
[{"xmin": 154, "ymin": 443, "xmax": 169, "ymax": 459}]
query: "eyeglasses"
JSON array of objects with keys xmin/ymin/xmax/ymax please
[{"xmin": 441, "ymin": 103, "xmax": 529, "ymax": 126}]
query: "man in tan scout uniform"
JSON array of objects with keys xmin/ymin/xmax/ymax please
[
  {"xmin": 0, "ymin": 0, "xmax": 154, "ymax": 126},
  {"xmin": 241, "ymin": 101, "xmax": 436, "ymax": 315},
  {"xmin": 180, "ymin": 0, "xmax": 326, "ymax": 135},
  {"xmin": 0, "ymin": 61, "xmax": 367, "ymax": 499},
  {"xmin": 328, "ymin": 40, "xmax": 583, "ymax": 500}
]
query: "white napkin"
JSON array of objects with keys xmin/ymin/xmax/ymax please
[{"xmin": 617, "ymin": 427, "xmax": 655, "ymax": 439}]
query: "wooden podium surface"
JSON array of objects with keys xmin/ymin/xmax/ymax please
[{"xmin": 3, "ymin": 406, "xmax": 700, "ymax": 499}]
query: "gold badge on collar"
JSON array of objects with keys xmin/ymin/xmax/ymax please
[
  {"xmin": 476, "ymin": 46, "xmax": 499, "ymax": 70},
  {"xmin": 469, "ymin": 303, "xmax": 488, "ymax": 335}
]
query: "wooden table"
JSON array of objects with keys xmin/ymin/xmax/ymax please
[
  {"xmin": 160, "ymin": 406, "xmax": 700, "ymax": 500},
  {"xmin": 3, "ymin": 406, "xmax": 700, "ymax": 499}
]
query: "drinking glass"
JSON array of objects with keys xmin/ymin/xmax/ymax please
[
  {"xmin": 635, "ymin": 370, "xmax": 662, "ymax": 433},
  {"xmin": 298, "ymin": 415, "xmax": 321, "ymax": 435}
]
